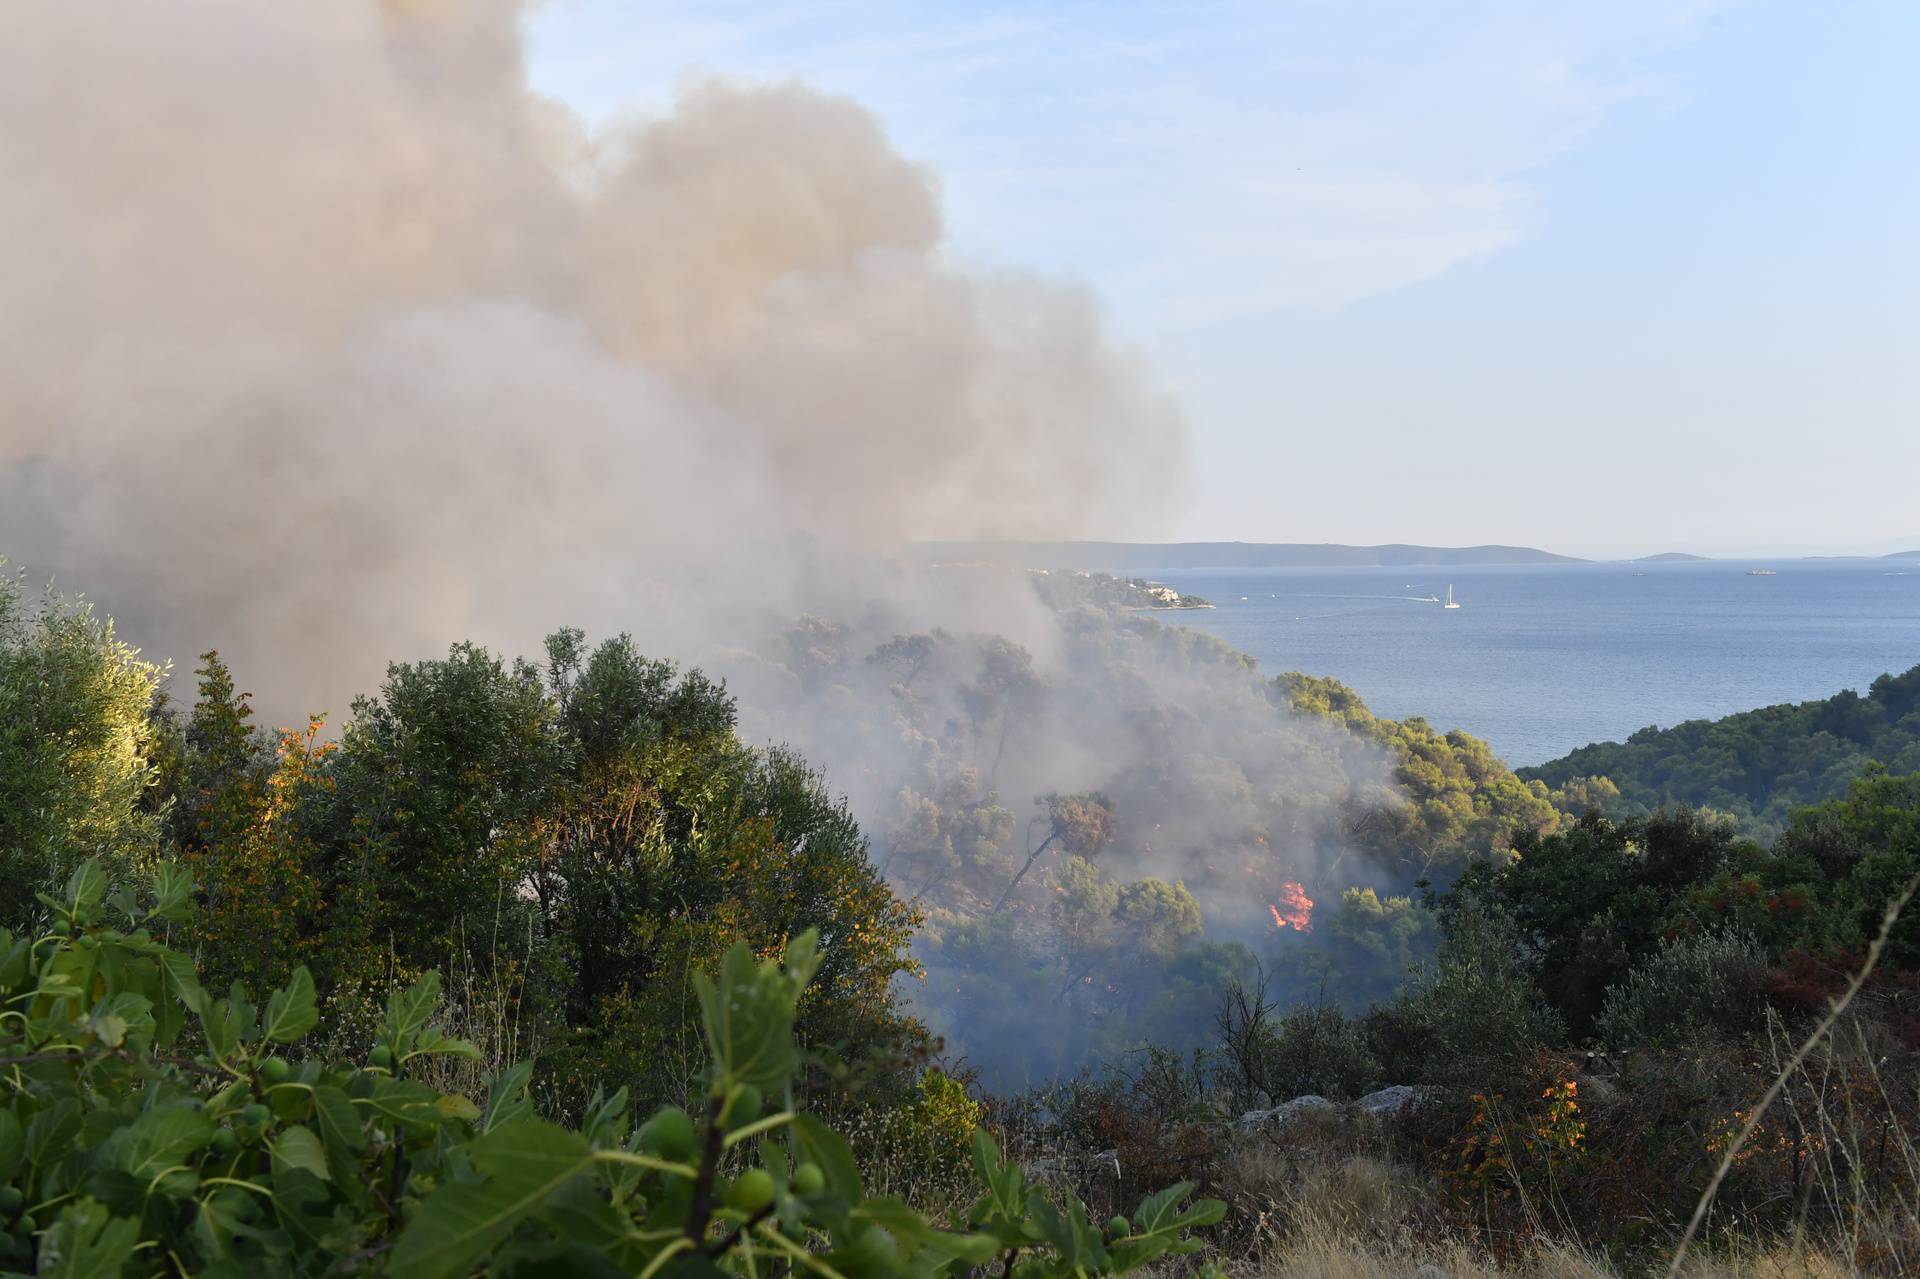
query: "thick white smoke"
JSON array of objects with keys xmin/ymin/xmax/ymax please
[{"xmin": 0, "ymin": 0, "xmax": 1188, "ymax": 704}]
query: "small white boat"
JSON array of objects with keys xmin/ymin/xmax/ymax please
[{"xmin": 1443, "ymin": 584, "xmax": 1461, "ymax": 609}]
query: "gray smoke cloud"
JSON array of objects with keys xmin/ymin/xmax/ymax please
[{"xmin": 0, "ymin": 0, "xmax": 1187, "ymax": 705}]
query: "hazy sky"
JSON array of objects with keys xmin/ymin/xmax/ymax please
[{"xmin": 528, "ymin": 1, "xmax": 1918, "ymax": 560}]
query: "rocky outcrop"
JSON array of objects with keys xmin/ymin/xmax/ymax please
[
  {"xmin": 1355, "ymin": 1084, "xmax": 1441, "ymax": 1117},
  {"xmin": 1233, "ymin": 1094, "xmax": 1337, "ymax": 1134},
  {"xmin": 1234, "ymin": 1085, "xmax": 1435, "ymax": 1134},
  {"xmin": 1022, "ymin": 1148, "xmax": 1121, "ymax": 1184}
]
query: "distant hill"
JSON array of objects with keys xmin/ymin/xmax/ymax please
[
  {"xmin": 1521, "ymin": 664, "xmax": 1920, "ymax": 840},
  {"xmin": 917, "ymin": 541, "xmax": 1581, "ymax": 571},
  {"xmin": 1887, "ymin": 550, "xmax": 1920, "ymax": 560},
  {"xmin": 1634, "ymin": 552, "xmax": 1710, "ymax": 562}
]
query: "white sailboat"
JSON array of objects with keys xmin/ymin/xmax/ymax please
[{"xmin": 1443, "ymin": 583, "xmax": 1461, "ymax": 609}]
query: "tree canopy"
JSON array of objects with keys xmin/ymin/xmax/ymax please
[
  {"xmin": 0, "ymin": 570, "xmax": 166, "ymax": 923},
  {"xmin": 1521, "ymin": 663, "xmax": 1920, "ymax": 840}
]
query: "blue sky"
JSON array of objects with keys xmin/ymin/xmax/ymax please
[{"xmin": 528, "ymin": 1, "xmax": 1918, "ymax": 558}]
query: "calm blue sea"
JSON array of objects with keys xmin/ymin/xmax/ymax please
[{"xmin": 1145, "ymin": 559, "xmax": 1920, "ymax": 768}]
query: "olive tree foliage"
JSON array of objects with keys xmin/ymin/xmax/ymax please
[
  {"xmin": 1595, "ymin": 929, "xmax": 1770, "ymax": 1049},
  {"xmin": 0, "ymin": 567, "xmax": 166, "ymax": 925}
]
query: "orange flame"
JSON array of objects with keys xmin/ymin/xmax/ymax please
[{"xmin": 1269, "ymin": 881, "xmax": 1313, "ymax": 932}]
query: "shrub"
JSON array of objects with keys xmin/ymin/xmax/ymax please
[
  {"xmin": 0, "ymin": 858, "xmax": 1226, "ymax": 1277},
  {"xmin": 1377, "ymin": 906, "xmax": 1564, "ymax": 1095},
  {"xmin": 1217, "ymin": 977, "xmax": 1379, "ymax": 1106},
  {"xmin": 840, "ymin": 1068, "xmax": 984, "ymax": 1212},
  {"xmin": 1258, "ymin": 1005, "xmax": 1379, "ymax": 1103},
  {"xmin": 1596, "ymin": 930, "xmax": 1769, "ymax": 1048}
]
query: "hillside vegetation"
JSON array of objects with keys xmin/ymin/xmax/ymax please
[
  {"xmin": 5, "ymin": 561, "xmax": 1918, "ymax": 1275},
  {"xmin": 727, "ymin": 572, "xmax": 1580, "ymax": 1082},
  {"xmin": 1523, "ymin": 664, "xmax": 1920, "ymax": 839}
]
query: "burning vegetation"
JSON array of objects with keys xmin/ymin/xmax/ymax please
[{"xmin": 1269, "ymin": 882, "xmax": 1315, "ymax": 933}]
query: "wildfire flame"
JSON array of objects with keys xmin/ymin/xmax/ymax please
[{"xmin": 1268, "ymin": 881, "xmax": 1313, "ymax": 933}]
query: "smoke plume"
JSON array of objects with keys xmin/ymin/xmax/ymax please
[{"xmin": 0, "ymin": 0, "xmax": 1187, "ymax": 704}]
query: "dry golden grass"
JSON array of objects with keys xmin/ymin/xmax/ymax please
[
  {"xmin": 1241, "ymin": 1223, "xmax": 1855, "ymax": 1279},
  {"xmin": 1206, "ymin": 1148, "xmax": 1870, "ymax": 1279}
]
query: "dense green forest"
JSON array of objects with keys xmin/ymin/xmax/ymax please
[
  {"xmin": 1523, "ymin": 664, "xmax": 1920, "ymax": 839},
  {"xmin": 5, "ymin": 563, "xmax": 1920, "ymax": 1274}
]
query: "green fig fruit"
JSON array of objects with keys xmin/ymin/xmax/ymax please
[
  {"xmin": 720, "ymin": 1084, "xmax": 763, "ymax": 1129},
  {"xmin": 639, "ymin": 1106, "xmax": 696, "ymax": 1161},
  {"xmin": 791, "ymin": 1161, "xmax": 826, "ymax": 1196},
  {"xmin": 729, "ymin": 1167, "xmax": 776, "ymax": 1213}
]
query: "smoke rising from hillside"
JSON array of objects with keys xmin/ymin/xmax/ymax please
[
  {"xmin": 1, "ymin": 2, "xmax": 1432, "ymax": 1082},
  {"xmin": 0, "ymin": 0, "xmax": 1186, "ymax": 702}
]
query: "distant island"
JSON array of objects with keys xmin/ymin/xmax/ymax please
[
  {"xmin": 918, "ymin": 540, "xmax": 1581, "ymax": 571},
  {"xmin": 1633, "ymin": 552, "xmax": 1709, "ymax": 562},
  {"xmin": 1887, "ymin": 550, "xmax": 1920, "ymax": 560}
]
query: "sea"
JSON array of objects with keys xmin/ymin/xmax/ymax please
[{"xmin": 1140, "ymin": 558, "xmax": 1920, "ymax": 768}]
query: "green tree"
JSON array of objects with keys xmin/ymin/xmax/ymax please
[
  {"xmin": 1115, "ymin": 878, "xmax": 1204, "ymax": 959},
  {"xmin": 992, "ymin": 792, "xmax": 1115, "ymax": 913},
  {"xmin": 313, "ymin": 641, "xmax": 562, "ymax": 1002},
  {"xmin": 1774, "ymin": 765, "xmax": 1920, "ymax": 965},
  {"xmin": 537, "ymin": 631, "xmax": 920, "ymax": 1104},
  {"xmin": 172, "ymin": 651, "xmax": 327, "ymax": 993},
  {"xmin": 1275, "ymin": 671, "xmax": 1562, "ymax": 867},
  {"xmin": 1277, "ymin": 886, "xmax": 1440, "ymax": 1007},
  {"xmin": 302, "ymin": 631, "xmax": 921, "ymax": 1110},
  {"xmin": 0, "ymin": 569, "xmax": 165, "ymax": 924},
  {"xmin": 1441, "ymin": 809, "xmax": 1755, "ymax": 1035},
  {"xmin": 1372, "ymin": 902, "xmax": 1565, "ymax": 1094}
]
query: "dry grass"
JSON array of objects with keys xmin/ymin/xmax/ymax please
[
  {"xmin": 1236, "ymin": 1217, "xmax": 1856, "ymax": 1279},
  {"xmin": 1645, "ymin": 872, "xmax": 1920, "ymax": 1278},
  {"xmin": 1218, "ymin": 1146, "xmax": 1422, "ymax": 1247},
  {"xmin": 1246, "ymin": 1232, "xmax": 1601, "ymax": 1279},
  {"xmin": 1204, "ymin": 1146, "xmax": 1875, "ymax": 1279}
]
